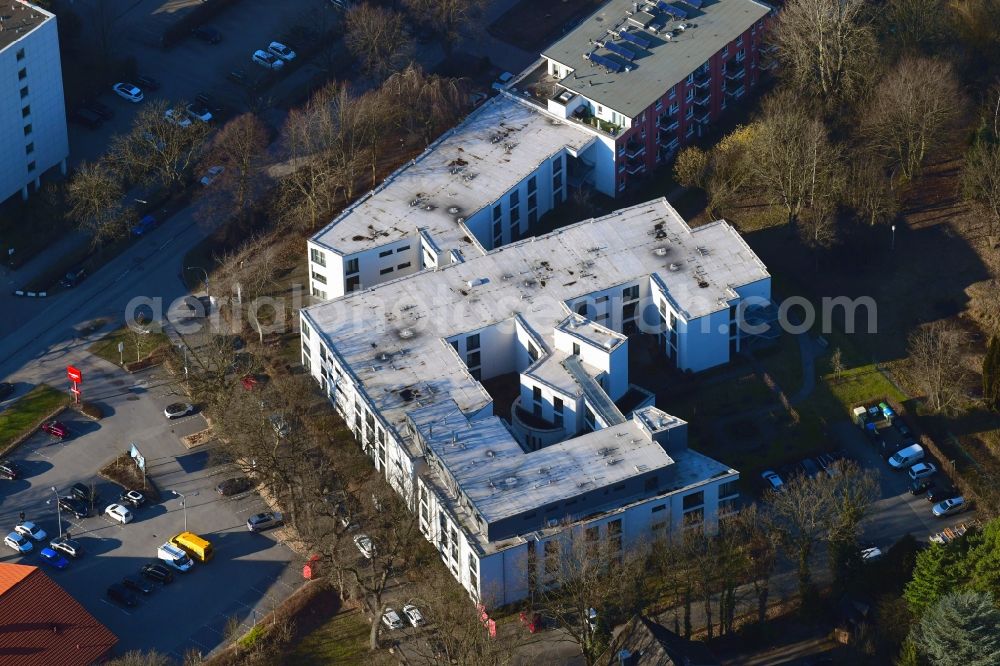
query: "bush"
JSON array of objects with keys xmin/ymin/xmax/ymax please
[{"xmin": 74, "ymin": 402, "xmax": 104, "ymax": 420}]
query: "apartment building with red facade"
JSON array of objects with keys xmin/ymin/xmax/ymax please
[{"xmin": 512, "ymin": 0, "xmax": 773, "ymax": 195}]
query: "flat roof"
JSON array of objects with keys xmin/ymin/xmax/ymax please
[
  {"xmin": 0, "ymin": 1, "xmax": 50, "ymax": 52},
  {"xmin": 304, "ymin": 198, "xmax": 760, "ymax": 542},
  {"xmin": 541, "ymin": 0, "xmax": 772, "ymax": 118},
  {"xmin": 310, "ymin": 94, "xmax": 595, "ymax": 258}
]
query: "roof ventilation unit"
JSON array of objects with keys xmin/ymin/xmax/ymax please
[
  {"xmin": 668, "ymin": 263, "xmax": 680, "ymax": 271},
  {"xmin": 653, "ymin": 246, "xmax": 669, "ymax": 256}
]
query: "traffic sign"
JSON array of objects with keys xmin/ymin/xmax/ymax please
[{"xmin": 66, "ymin": 365, "xmax": 83, "ymax": 383}]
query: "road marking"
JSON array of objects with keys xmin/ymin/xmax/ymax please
[{"xmin": 99, "ymin": 598, "xmax": 133, "ymax": 616}]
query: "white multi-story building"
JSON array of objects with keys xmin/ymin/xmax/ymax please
[
  {"xmin": 0, "ymin": 1, "xmax": 68, "ymax": 204},
  {"xmin": 300, "ymin": 198, "xmax": 772, "ymax": 605}
]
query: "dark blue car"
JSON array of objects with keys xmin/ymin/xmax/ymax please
[{"xmin": 132, "ymin": 215, "xmax": 158, "ymax": 235}]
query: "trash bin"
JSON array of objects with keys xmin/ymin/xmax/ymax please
[{"xmin": 303, "ymin": 554, "xmax": 321, "ymax": 580}]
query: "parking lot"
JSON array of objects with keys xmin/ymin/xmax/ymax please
[{"xmin": 0, "ymin": 359, "xmax": 300, "ymax": 660}]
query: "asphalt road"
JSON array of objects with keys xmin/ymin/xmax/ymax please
[{"xmin": 0, "ymin": 360, "xmax": 300, "ymax": 660}]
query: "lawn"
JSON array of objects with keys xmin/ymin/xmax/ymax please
[
  {"xmin": 287, "ymin": 608, "xmax": 369, "ymax": 665},
  {"xmin": 0, "ymin": 385, "xmax": 71, "ymax": 454},
  {"xmin": 90, "ymin": 326, "xmax": 171, "ymax": 367}
]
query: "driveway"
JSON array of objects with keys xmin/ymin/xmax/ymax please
[{"xmin": 0, "ymin": 360, "xmax": 301, "ymax": 660}]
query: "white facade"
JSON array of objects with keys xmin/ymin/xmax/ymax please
[
  {"xmin": 0, "ymin": 2, "xmax": 68, "ymax": 204},
  {"xmin": 300, "ymin": 199, "xmax": 770, "ymax": 605}
]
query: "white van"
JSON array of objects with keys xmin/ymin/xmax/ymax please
[
  {"xmin": 158, "ymin": 542, "xmax": 194, "ymax": 572},
  {"xmin": 888, "ymin": 443, "xmax": 924, "ymax": 470}
]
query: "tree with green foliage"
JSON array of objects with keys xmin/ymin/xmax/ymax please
[
  {"xmin": 983, "ymin": 336, "xmax": 1000, "ymax": 411},
  {"xmin": 911, "ymin": 591, "xmax": 1000, "ymax": 666},
  {"xmin": 904, "ymin": 541, "xmax": 968, "ymax": 617},
  {"xmin": 961, "ymin": 518, "xmax": 1000, "ymax": 596}
]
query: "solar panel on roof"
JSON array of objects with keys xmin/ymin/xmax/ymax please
[
  {"xmin": 586, "ymin": 51, "xmax": 624, "ymax": 73},
  {"xmin": 618, "ymin": 30, "xmax": 651, "ymax": 49},
  {"xmin": 682, "ymin": 0, "xmax": 703, "ymax": 7},
  {"xmin": 663, "ymin": 4, "xmax": 689, "ymax": 19},
  {"xmin": 603, "ymin": 41, "xmax": 637, "ymax": 60}
]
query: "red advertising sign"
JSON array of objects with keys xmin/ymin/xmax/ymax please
[{"xmin": 67, "ymin": 366, "xmax": 83, "ymax": 383}]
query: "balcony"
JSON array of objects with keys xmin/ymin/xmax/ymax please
[
  {"xmin": 657, "ymin": 126, "xmax": 677, "ymax": 145},
  {"xmin": 626, "ymin": 155, "xmax": 646, "ymax": 174},
  {"xmin": 725, "ymin": 67, "xmax": 745, "ymax": 82},
  {"xmin": 657, "ymin": 113, "xmax": 679, "ymax": 132},
  {"xmin": 571, "ymin": 106, "xmax": 622, "ymax": 136},
  {"xmin": 694, "ymin": 102, "xmax": 711, "ymax": 124},
  {"xmin": 693, "ymin": 90, "xmax": 711, "ymax": 106},
  {"xmin": 510, "ymin": 396, "xmax": 565, "ymax": 451},
  {"xmin": 725, "ymin": 78, "xmax": 745, "ymax": 99},
  {"xmin": 624, "ymin": 139, "xmax": 645, "ymax": 158},
  {"xmin": 693, "ymin": 71, "xmax": 712, "ymax": 89}
]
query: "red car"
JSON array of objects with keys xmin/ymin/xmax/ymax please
[{"xmin": 40, "ymin": 421, "xmax": 68, "ymax": 439}]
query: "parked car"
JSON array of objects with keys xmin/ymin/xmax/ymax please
[
  {"xmin": 136, "ymin": 74, "xmax": 161, "ymax": 91},
  {"xmin": 70, "ymin": 482, "xmax": 98, "ymax": 504},
  {"xmin": 0, "ymin": 459, "xmax": 22, "ymax": 480},
  {"xmin": 59, "ymin": 268, "xmax": 86, "ymax": 288},
  {"xmin": 69, "ymin": 108, "xmax": 103, "ymax": 129},
  {"xmin": 105, "ymin": 503, "xmax": 133, "ymax": 524},
  {"xmin": 860, "ymin": 545, "xmax": 883, "ymax": 562},
  {"xmin": 267, "ymin": 41, "xmax": 296, "ymax": 61},
  {"xmin": 39, "ymin": 547, "xmax": 69, "ymax": 570},
  {"xmin": 41, "ymin": 421, "xmax": 68, "ymax": 439},
  {"xmin": 164, "ymin": 402, "xmax": 195, "ymax": 419},
  {"xmin": 186, "ymin": 102, "xmax": 213, "ymax": 123},
  {"xmin": 50, "ymin": 536, "xmax": 82, "ymax": 559},
  {"xmin": 4, "ymin": 532, "xmax": 32, "ymax": 554},
  {"xmin": 247, "ymin": 512, "xmax": 283, "ymax": 532},
  {"xmin": 132, "ymin": 214, "xmax": 158, "ymax": 235},
  {"xmin": 492, "ymin": 71, "xmax": 514, "ymax": 91},
  {"xmin": 200, "ymin": 165, "xmax": 224, "ymax": 186},
  {"xmin": 0, "ymin": 383, "xmax": 14, "ymax": 400},
  {"xmin": 403, "ymin": 604, "xmax": 425, "ymax": 627},
  {"xmin": 82, "ymin": 99, "xmax": 114, "ymax": 120},
  {"xmin": 122, "ymin": 575, "xmax": 154, "ymax": 595},
  {"xmin": 15, "ymin": 521, "xmax": 47, "ymax": 541},
  {"xmin": 382, "ymin": 608, "xmax": 404, "ymax": 630},
  {"xmin": 192, "ymin": 25, "xmax": 222, "ymax": 43},
  {"xmin": 908, "ymin": 462, "xmax": 938, "ymax": 481},
  {"xmin": 112, "ymin": 82, "xmax": 143, "ymax": 103},
  {"xmin": 106, "ymin": 583, "xmax": 138, "ymax": 607},
  {"xmin": 927, "ymin": 486, "xmax": 958, "ymax": 503},
  {"xmin": 760, "ymin": 470, "xmax": 783, "ymax": 492},
  {"xmin": 119, "ymin": 490, "xmax": 145, "ymax": 508},
  {"xmin": 58, "ymin": 496, "xmax": 89, "ymax": 519},
  {"xmin": 140, "ymin": 562, "xmax": 174, "ymax": 584},
  {"xmin": 932, "ymin": 496, "xmax": 967, "ymax": 518},
  {"xmin": 888, "ymin": 443, "xmax": 924, "ymax": 469},
  {"xmin": 910, "ymin": 478, "xmax": 934, "ymax": 495},
  {"xmin": 799, "ymin": 458, "xmax": 821, "ymax": 478},
  {"xmin": 164, "ymin": 108, "xmax": 192, "ymax": 127},
  {"xmin": 252, "ymin": 49, "xmax": 284, "ymax": 70},
  {"xmin": 216, "ymin": 477, "xmax": 252, "ymax": 496},
  {"xmin": 354, "ymin": 534, "xmax": 374, "ymax": 559}
]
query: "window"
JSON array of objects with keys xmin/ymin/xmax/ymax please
[
  {"xmin": 686, "ymin": 73, "xmax": 694, "ymax": 84},
  {"xmin": 736, "ymin": 35, "xmax": 744, "ymax": 46},
  {"xmin": 572, "ymin": 342, "xmax": 581, "ymax": 356},
  {"xmin": 20, "ymin": 86, "xmax": 28, "ymax": 99},
  {"xmin": 17, "ymin": 68, "xmax": 26, "ymax": 80},
  {"xmin": 311, "ymin": 271, "xmax": 327, "ymax": 284},
  {"xmin": 669, "ymin": 102, "xmax": 678, "ymax": 115},
  {"xmin": 379, "ymin": 267, "xmax": 394, "ymax": 275},
  {"xmin": 736, "ymin": 48, "xmax": 745, "ymax": 62},
  {"xmin": 301, "ymin": 321, "xmax": 311, "ymax": 340},
  {"xmin": 23, "ymin": 124, "xmax": 32, "ymax": 136},
  {"xmin": 24, "ymin": 143, "xmax": 34, "ymax": 155},
  {"xmin": 669, "ymin": 85, "xmax": 676, "ymax": 98},
  {"xmin": 527, "ymin": 193, "xmax": 537, "ymax": 211},
  {"xmin": 470, "ymin": 367, "xmax": 481, "ymax": 381},
  {"xmin": 379, "ymin": 249, "xmax": 393, "ymax": 257},
  {"xmin": 450, "ymin": 340, "xmax": 460, "ymax": 354},
  {"xmin": 719, "ymin": 480, "xmax": 739, "ymax": 498},
  {"xmin": 310, "ymin": 248, "xmax": 326, "ymax": 267},
  {"xmin": 683, "ymin": 491, "xmax": 704, "ymax": 510},
  {"xmin": 686, "ymin": 88, "xmax": 694, "ymax": 102},
  {"xmin": 623, "ymin": 302, "xmax": 637, "ymax": 319},
  {"xmin": 553, "ymin": 397, "xmax": 563, "ymax": 413},
  {"xmin": 26, "ymin": 161, "xmax": 35, "ymax": 173},
  {"xmin": 722, "ymin": 45, "xmax": 729, "ymax": 58},
  {"xmin": 622, "ymin": 285, "xmax": 639, "ymax": 301},
  {"xmin": 21, "ymin": 105, "xmax": 30, "ymax": 118},
  {"xmin": 510, "ymin": 190, "xmax": 520, "ymax": 207},
  {"xmin": 607, "ymin": 519, "xmax": 622, "ymax": 535},
  {"xmin": 511, "ymin": 206, "xmax": 520, "ymax": 224},
  {"xmin": 553, "ymin": 173, "xmax": 562, "ymax": 189},
  {"xmin": 397, "ymin": 262, "xmax": 411, "ymax": 270},
  {"xmin": 652, "ymin": 503, "xmax": 666, "ymax": 513},
  {"xmin": 493, "ymin": 204, "xmax": 502, "ymax": 221},
  {"xmin": 553, "ymin": 156, "xmax": 563, "ymax": 173},
  {"xmin": 467, "ymin": 333, "xmax": 480, "ymax": 350},
  {"xmin": 311, "ymin": 287, "xmax": 327, "ymax": 299},
  {"xmin": 346, "ymin": 258, "xmax": 359, "ymax": 274},
  {"xmin": 16, "ymin": 48, "xmax": 24, "ymax": 61},
  {"xmin": 684, "ymin": 508, "xmax": 705, "ymax": 527},
  {"xmin": 467, "ymin": 351, "xmax": 481, "ymax": 367},
  {"xmin": 528, "ymin": 175, "xmax": 537, "ymax": 193},
  {"xmin": 346, "ymin": 275, "xmax": 360, "ymax": 292},
  {"xmin": 655, "ymin": 99, "xmax": 662, "ymax": 111},
  {"xmin": 528, "ymin": 344, "xmax": 538, "ymax": 362},
  {"xmin": 396, "ymin": 244, "xmax": 410, "ymax": 253},
  {"xmin": 532, "ymin": 385, "xmax": 542, "ymax": 402}
]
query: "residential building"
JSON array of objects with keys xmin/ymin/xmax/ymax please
[
  {"xmin": 600, "ymin": 615, "xmax": 721, "ymax": 665},
  {"xmin": 518, "ymin": 0, "xmax": 773, "ymax": 192},
  {"xmin": 300, "ymin": 197, "xmax": 771, "ymax": 604},
  {"xmin": 0, "ymin": 563, "xmax": 118, "ymax": 664},
  {"xmin": 0, "ymin": 1, "xmax": 68, "ymax": 203}
]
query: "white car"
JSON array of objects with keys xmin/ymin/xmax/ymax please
[
  {"xmin": 105, "ymin": 504, "xmax": 134, "ymax": 524},
  {"xmin": 353, "ymin": 534, "xmax": 374, "ymax": 559},
  {"xmin": 760, "ymin": 470, "xmax": 783, "ymax": 492},
  {"xmin": 402, "ymin": 603, "xmax": 425, "ymax": 627},
  {"xmin": 112, "ymin": 82, "xmax": 143, "ymax": 103},
  {"xmin": 4, "ymin": 532, "xmax": 32, "ymax": 554},
  {"xmin": 200, "ymin": 166, "xmax": 224, "ymax": 186},
  {"xmin": 908, "ymin": 462, "xmax": 937, "ymax": 481},
  {"xmin": 267, "ymin": 41, "xmax": 296, "ymax": 62},
  {"xmin": 186, "ymin": 103, "xmax": 213, "ymax": 123},
  {"xmin": 861, "ymin": 545, "xmax": 883, "ymax": 562},
  {"xmin": 252, "ymin": 49, "xmax": 284, "ymax": 70},
  {"xmin": 381, "ymin": 608, "xmax": 404, "ymax": 630},
  {"xmin": 14, "ymin": 521, "xmax": 47, "ymax": 541},
  {"xmin": 164, "ymin": 402, "xmax": 195, "ymax": 419},
  {"xmin": 165, "ymin": 109, "xmax": 192, "ymax": 127}
]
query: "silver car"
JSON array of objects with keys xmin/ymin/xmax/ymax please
[{"xmin": 932, "ymin": 496, "xmax": 966, "ymax": 518}]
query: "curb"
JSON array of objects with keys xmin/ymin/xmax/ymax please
[{"xmin": 0, "ymin": 405, "xmax": 69, "ymax": 458}]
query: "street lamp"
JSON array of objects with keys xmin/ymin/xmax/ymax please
[
  {"xmin": 173, "ymin": 490, "xmax": 188, "ymax": 532},
  {"xmin": 50, "ymin": 486, "xmax": 62, "ymax": 539},
  {"xmin": 177, "ymin": 342, "xmax": 189, "ymax": 378},
  {"xmin": 891, "ymin": 224, "xmax": 896, "ymax": 251},
  {"xmin": 185, "ymin": 266, "xmax": 209, "ymax": 293}
]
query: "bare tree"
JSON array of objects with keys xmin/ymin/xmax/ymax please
[
  {"xmin": 830, "ymin": 347, "xmax": 846, "ymax": 380},
  {"xmin": 202, "ymin": 113, "xmax": 271, "ymax": 218},
  {"xmin": 104, "ymin": 650, "xmax": 174, "ymax": 666},
  {"xmin": 382, "ymin": 65, "xmax": 465, "ymax": 146},
  {"xmin": 277, "ymin": 104, "xmax": 342, "ymax": 231},
  {"xmin": 731, "ymin": 505, "xmax": 779, "ymax": 625},
  {"xmin": 907, "ymin": 320, "xmax": 971, "ymax": 414},
  {"xmin": 961, "ymin": 139, "xmax": 1000, "ymax": 238},
  {"xmin": 882, "ymin": 0, "xmax": 956, "ymax": 56},
  {"xmin": 402, "ymin": 0, "xmax": 485, "ymax": 56},
  {"xmin": 108, "ymin": 100, "xmax": 211, "ymax": 190},
  {"xmin": 704, "ymin": 124, "xmax": 759, "ymax": 218},
  {"xmin": 826, "ymin": 460, "xmax": 881, "ymax": 593},
  {"xmin": 344, "ymin": 4, "xmax": 413, "ymax": 80},
  {"xmin": 847, "ymin": 153, "xmax": 899, "ymax": 227},
  {"xmin": 863, "ymin": 58, "xmax": 962, "ymax": 182},
  {"xmin": 67, "ymin": 160, "xmax": 133, "ymax": 247},
  {"xmin": 764, "ymin": 472, "xmax": 834, "ymax": 600},
  {"xmin": 772, "ymin": 0, "xmax": 877, "ymax": 109}
]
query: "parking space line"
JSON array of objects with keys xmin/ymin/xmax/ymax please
[{"xmin": 99, "ymin": 598, "xmax": 132, "ymax": 616}]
